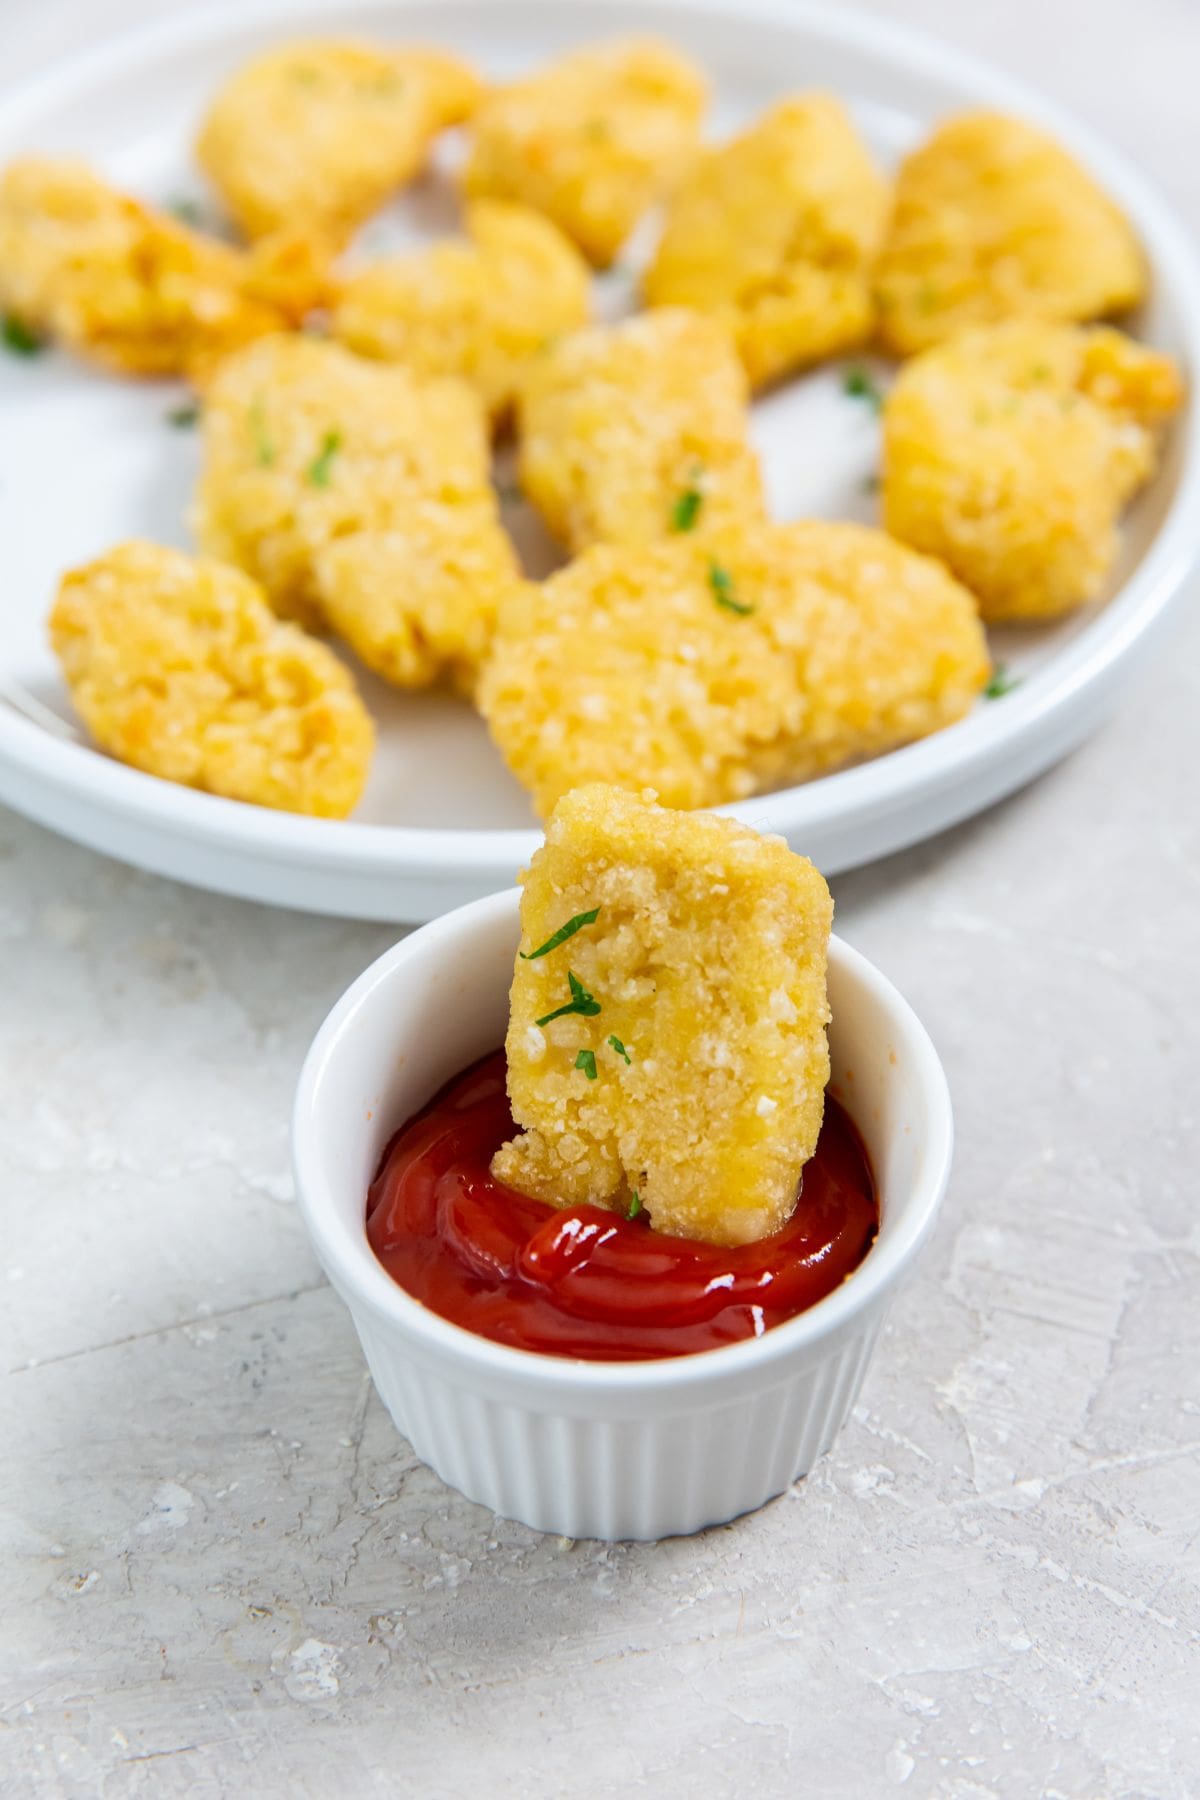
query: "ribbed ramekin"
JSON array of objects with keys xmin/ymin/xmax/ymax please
[{"xmin": 292, "ymin": 890, "xmax": 953, "ymax": 1540}]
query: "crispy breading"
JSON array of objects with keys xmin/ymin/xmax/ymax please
[
  {"xmin": 516, "ymin": 308, "xmax": 766, "ymax": 552},
  {"xmin": 463, "ymin": 37, "xmax": 707, "ymax": 267},
  {"xmin": 332, "ymin": 200, "xmax": 590, "ymax": 422},
  {"xmin": 876, "ymin": 111, "xmax": 1146, "ymax": 356},
  {"xmin": 492, "ymin": 784, "xmax": 832, "ymax": 1246},
  {"xmin": 478, "ymin": 523, "xmax": 990, "ymax": 818},
  {"xmin": 196, "ymin": 40, "xmax": 482, "ymax": 243},
  {"xmin": 193, "ymin": 335, "xmax": 520, "ymax": 689},
  {"xmin": 49, "ymin": 541, "xmax": 373, "ymax": 818},
  {"xmin": 882, "ymin": 322, "xmax": 1184, "ymax": 621},
  {"xmin": 0, "ymin": 158, "xmax": 325, "ymax": 380},
  {"xmin": 644, "ymin": 94, "xmax": 890, "ymax": 388}
]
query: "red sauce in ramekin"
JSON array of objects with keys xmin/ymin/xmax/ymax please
[{"xmin": 366, "ymin": 1052, "xmax": 879, "ymax": 1363}]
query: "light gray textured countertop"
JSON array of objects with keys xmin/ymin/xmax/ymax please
[{"xmin": 4, "ymin": 2, "xmax": 1199, "ymax": 1795}]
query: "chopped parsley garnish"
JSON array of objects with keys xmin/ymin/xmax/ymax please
[
  {"xmin": 307, "ymin": 429, "xmax": 342, "ymax": 487},
  {"xmin": 168, "ymin": 196, "xmax": 204, "ymax": 227},
  {"xmin": 575, "ymin": 1049, "xmax": 598, "ymax": 1081},
  {"xmin": 250, "ymin": 397, "xmax": 275, "ymax": 467},
  {"xmin": 536, "ymin": 970, "xmax": 601, "ymax": 1028},
  {"xmin": 521, "ymin": 906, "xmax": 600, "ymax": 960},
  {"xmin": 708, "ymin": 560, "xmax": 753, "ymax": 616},
  {"xmin": 607, "ymin": 1035, "xmax": 631, "ymax": 1065},
  {"xmin": 670, "ymin": 468, "xmax": 705, "ymax": 533},
  {"xmin": 984, "ymin": 663, "xmax": 1021, "ymax": 699},
  {"xmin": 166, "ymin": 402, "xmax": 199, "ymax": 428},
  {"xmin": 2, "ymin": 315, "xmax": 43, "ymax": 357},
  {"xmin": 843, "ymin": 365, "xmax": 885, "ymax": 411},
  {"xmin": 626, "ymin": 1191, "xmax": 643, "ymax": 1221}
]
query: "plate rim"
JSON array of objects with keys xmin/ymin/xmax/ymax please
[{"xmin": 1, "ymin": 0, "xmax": 1198, "ymax": 890}]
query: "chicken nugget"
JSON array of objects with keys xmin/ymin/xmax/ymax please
[
  {"xmin": 882, "ymin": 321, "xmax": 1184, "ymax": 621},
  {"xmin": 644, "ymin": 94, "xmax": 890, "ymax": 388},
  {"xmin": 516, "ymin": 308, "xmax": 766, "ymax": 552},
  {"xmin": 478, "ymin": 523, "xmax": 989, "ymax": 818},
  {"xmin": 197, "ymin": 40, "xmax": 482, "ymax": 243},
  {"xmin": 194, "ymin": 335, "xmax": 520, "ymax": 689},
  {"xmin": 49, "ymin": 541, "xmax": 373, "ymax": 818},
  {"xmin": 463, "ymin": 37, "xmax": 707, "ymax": 267},
  {"xmin": 492, "ymin": 783, "xmax": 832, "ymax": 1246},
  {"xmin": 332, "ymin": 200, "xmax": 590, "ymax": 422},
  {"xmin": 0, "ymin": 158, "xmax": 325, "ymax": 380},
  {"xmin": 876, "ymin": 111, "xmax": 1146, "ymax": 356}
]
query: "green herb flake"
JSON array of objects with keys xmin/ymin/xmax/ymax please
[
  {"xmin": 708, "ymin": 560, "xmax": 754, "ymax": 617},
  {"xmin": 166, "ymin": 402, "xmax": 200, "ymax": 428},
  {"xmin": 626, "ymin": 1191, "xmax": 643, "ymax": 1221},
  {"xmin": 307, "ymin": 428, "xmax": 342, "ymax": 488},
  {"xmin": 520, "ymin": 906, "xmax": 600, "ymax": 960},
  {"xmin": 607, "ymin": 1035, "xmax": 631, "ymax": 1065},
  {"xmin": 861, "ymin": 471, "xmax": 881, "ymax": 495},
  {"xmin": 670, "ymin": 471, "xmax": 705, "ymax": 533},
  {"xmin": 536, "ymin": 969, "xmax": 602, "ymax": 1028},
  {"xmin": 575, "ymin": 1048, "xmax": 598, "ymax": 1081},
  {"xmin": 167, "ymin": 196, "xmax": 204, "ymax": 228},
  {"xmin": 2, "ymin": 314, "xmax": 44, "ymax": 357},
  {"xmin": 843, "ymin": 365, "xmax": 884, "ymax": 411},
  {"xmin": 984, "ymin": 663, "xmax": 1021, "ymax": 700}
]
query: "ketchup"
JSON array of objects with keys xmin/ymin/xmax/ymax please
[{"xmin": 366, "ymin": 1052, "xmax": 878, "ymax": 1363}]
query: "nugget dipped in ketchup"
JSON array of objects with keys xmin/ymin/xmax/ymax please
[
  {"xmin": 494, "ymin": 783, "xmax": 834, "ymax": 1245},
  {"xmin": 366, "ymin": 785, "xmax": 878, "ymax": 1360}
]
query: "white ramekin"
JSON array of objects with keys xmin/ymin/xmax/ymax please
[{"xmin": 293, "ymin": 891, "xmax": 953, "ymax": 1541}]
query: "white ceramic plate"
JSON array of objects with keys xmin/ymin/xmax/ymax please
[{"xmin": 1, "ymin": 0, "xmax": 1197, "ymax": 921}]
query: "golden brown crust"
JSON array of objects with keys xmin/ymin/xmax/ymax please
[
  {"xmin": 49, "ymin": 541, "xmax": 373, "ymax": 817},
  {"xmin": 645, "ymin": 93, "xmax": 890, "ymax": 388},
  {"xmin": 193, "ymin": 335, "xmax": 521, "ymax": 689},
  {"xmin": 493, "ymin": 784, "xmax": 833, "ymax": 1247},
  {"xmin": 876, "ymin": 111, "xmax": 1146, "ymax": 355},
  {"xmin": 332, "ymin": 200, "xmax": 590, "ymax": 422},
  {"xmin": 478, "ymin": 522, "xmax": 990, "ymax": 817},
  {"xmin": 0, "ymin": 158, "xmax": 326, "ymax": 380},
  {"xmin": 463, "ymin": 37, "xmax": 707, "ymax": 267},
  {"xmin": 882, "ymin": 321, "xmax": 1184, "ymax": 620},
  {"xmin": 515, "ymin": 308, "xmax": 766, "ymax": 552},
  {"xmin": 197, "ymin": 40, "xmax": 482, "ymax": 243}
]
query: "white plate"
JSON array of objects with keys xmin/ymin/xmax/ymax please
[{"xmin": 1, "ymin": 0, "xmax": 1197, "ymax": 921}]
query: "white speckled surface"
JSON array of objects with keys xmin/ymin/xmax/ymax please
[{"xmin": 4, "ymin": 2, "xmax": 1200, "ymax": 1794}]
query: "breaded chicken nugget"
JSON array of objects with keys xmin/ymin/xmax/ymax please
[
  {"xmin": 478, "ymin": 523, "xmax": 989, "ymax": 818},
  {"xmin": 194, "ymin": 335, "xmax": 520, "ymax": 689},
  {"xmin": 0, "ymin": 158, "xmax": 325, "ymax": 380},
  {"xmin": 883, "ymin": 322, "xmax": 1183, "ymax": 621},
  {"xmin": 516, "ymin": 308, "xmax": 766, "ymax": 552},
  {"xmin": 49, "ymin": 541, "xmax": 373, "ymax": 818},
  {"xmin": 332, "ymin": 201, "xmax": 590, "ymax": 422},
  {"xmin": 644, "ymin": 94, "xmax": 890, "ymax": 389},
  {"xmin": 492, "ymin": 783, "xmax": 832, "ymax": 1246},
  {"xmin": 463, "ymin": 37, "xmax": 707, "ymax": 267},
  {"xmin": 876, "ymin": 112, "xmax": 1146, "ymax": 356},
  {"xmin": 196, "ymin": 40, "xmax": 482, "ymax": 243}
]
